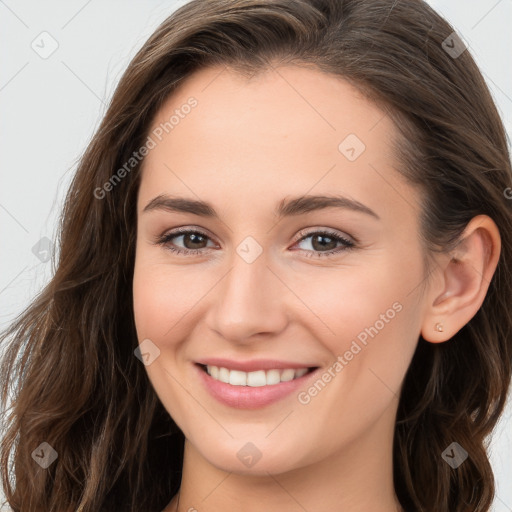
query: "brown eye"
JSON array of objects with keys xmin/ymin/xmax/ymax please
[
  {"xmin": 294, "ymin": 229, "xmax": 355, "ymax": 258},
  {"xmin": 156, "ymin": 229, "xmax": 216, "ymax": 255},
  {"xmin": 310, "ymin": 233, "xmax": 338, "ymax": 251},
  {"xmin": 180, "ymin": 232, "xmax": 208, "ymax": 249}
]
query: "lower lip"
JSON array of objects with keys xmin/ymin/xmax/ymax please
[{"xmin": 195, "ymin": 364, "xmax": 318, "ymax": 409}]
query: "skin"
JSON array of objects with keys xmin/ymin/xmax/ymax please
[{"xmin": 132, "ymin": 63, "xmax": 501, "ymax": 512}]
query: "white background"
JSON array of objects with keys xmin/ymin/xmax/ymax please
[{"xmin": 1, "ymin": 0, "xmax": 511, "ymax": 510}]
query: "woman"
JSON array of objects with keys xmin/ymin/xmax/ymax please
[{"xmin": 1, "ymin": 0, "xmax": 511, "ymax": 510}]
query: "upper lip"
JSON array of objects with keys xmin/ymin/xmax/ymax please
[{"xmin": 195, "ymin": 358, "xmax": 318, "ymax": 372}]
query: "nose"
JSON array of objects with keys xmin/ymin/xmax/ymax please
[{"xmin": 205, "ymin": 250, "xmax": 289, "ymax": 343}]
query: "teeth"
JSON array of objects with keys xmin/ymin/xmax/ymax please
[
  {"xmin": 295, "ymin": 368, "xmax": 308, "ymax": 378},
  {"xmin": 229, "ymin": 370, "xmax": 247, "ymax": 386},
  {"xmin": 247, "ymin": 370, "xmax": 266, "ymax": 387},
  {"xmin": 266, "ymin": 369, "xmax": 281, "ymax": 385},
  {"xmin": 280, "ymin": 368, "xmax": 295, "ymax": 382},
  {"xmin": 219, "ymin": 367, "xmax": 230, "ymax": 384},
  {"xmin": 205, "ymin": 365, "xmax": 311, "ymax": 387}
]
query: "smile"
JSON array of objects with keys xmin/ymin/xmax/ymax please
[
  {"xmin": 195, "ymin": 361, "xmax": 320, "ymax": 409},
  {"xmin": 201, "ymin": 364, "xmax": 313, "ymax": 387}
]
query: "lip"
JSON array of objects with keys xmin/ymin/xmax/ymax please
[
  {"xmin": 194, "ymin": 362, "xmax": 320, "ymax": 409},
  {"xmin": 195, "ymin": 357, "xmax": 315, "ymax": 372}
]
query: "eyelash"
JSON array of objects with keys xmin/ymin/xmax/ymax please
[{"xmin": 154, "ymin": 226, "xmax": 356, "ymax": 259}]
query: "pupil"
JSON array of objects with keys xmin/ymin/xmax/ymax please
[
  {"xmin": 312, "ymin": 234, "xmax": 336, "ymax": 251},
  {"xmin": 185, "ymin": 233, "xmax": 206, "ymax": 249}
]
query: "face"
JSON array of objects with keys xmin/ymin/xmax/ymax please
[{"xmin": 133, "ymin": 64, "xmax": 428, "ymax": 474}]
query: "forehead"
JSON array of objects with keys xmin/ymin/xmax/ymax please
[
  {"xmin": 148, "ymin": 63, "xmax": 392, "ymax": 151},
  {"xmin": 138, "ymin": 64, "xmax": 418, "ymax": 223}
]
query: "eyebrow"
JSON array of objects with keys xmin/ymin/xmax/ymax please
[{"xmin": 142, "ymin": 193, "xmax": 380, "ymax": 220}]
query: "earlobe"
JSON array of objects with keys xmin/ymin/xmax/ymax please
[{"xmin": 421, "ymin": 215, "xmax": 501, "ymax": 343}]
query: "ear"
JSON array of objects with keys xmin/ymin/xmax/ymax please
[{"xmin": 421, "ymin": 215, "xmax": 501, "ymax": 343}]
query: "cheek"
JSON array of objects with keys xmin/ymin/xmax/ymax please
[
  {"xmin": 293, "ymin": 259, "xmax": 417, "ymax": 350},
  {"xmin": 132, "ymin": 267, "xmax": 168, "ymax": 342},
  {"xmin": 132, "ymin": 254, "xmax": 204, "ymax": 342},
  {"xmin": 295, "ymin": 248, "xmax": 423, "ymax": 402},
  {"xmin": 132, "ymin": 254, "xmax": 201, "ymax": 424}
]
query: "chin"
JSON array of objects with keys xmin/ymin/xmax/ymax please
[{"xmin": 192, "ymin": 436, "xmax": 312, "ymax": 476}]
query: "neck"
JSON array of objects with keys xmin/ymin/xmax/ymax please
[{"xmin": 164, "ymin": 402, "xmax": 403, "ymax": 512}]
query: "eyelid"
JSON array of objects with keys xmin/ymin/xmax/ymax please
[
  {"xmin": 158, "ymin": 225, "xmax": 356, "ymax": 244},
  {"xmin": 293, "ymin": 227, "xmax": 356, "ymax": 246},
  {"xmin": 157, "ymin": 225, "xmax": 217, "ymax": 243}
]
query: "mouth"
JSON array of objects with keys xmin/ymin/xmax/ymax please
[
  {"xmin": 194, "ymin": 362, "xmax": 320, "ymax": 409},
  {"xmin": 197, "ymin": 363, "xmax": 317, "ymax": 387}
]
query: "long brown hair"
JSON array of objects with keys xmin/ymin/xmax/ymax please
[{"xmin": 1, "ymin": 0, "xmax": 511, "ymax": 510}]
